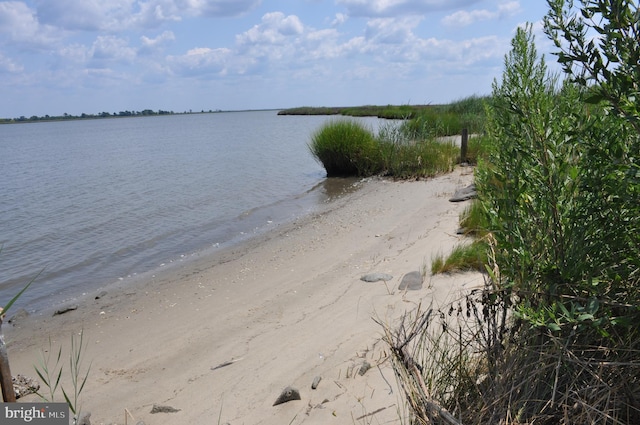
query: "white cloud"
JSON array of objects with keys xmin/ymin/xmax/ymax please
[
  {"xmin": 364, "ymin": 16, "xmax": 421, "ymax": 44},
  {"xmin": 89, "ymin": 35, "xmax": 137, "ymax": 67},
  {"xmin": 236, "ymin": 12, "xmax": 304, "ymax": 46},
  {"xmin": 189, "ymin": 0, "xmax": 261, "ymax": 17},
  {"xmin": 336, "ymin": 0, "xmax": 483, "ymax": 17},
  {"xmin": 32, "ymin": 0, "xmax": 261, "ymax": 32},
  {"xmin": 442, "ymin": 1, "xmax": 521, "ymax": 27},
  {"xmin": 331, "ymin": 13, "xmax": 348, "ymax": 27},
  {"xmin": 166, "ymin": 46, "xmax": 232, "ymax": 77},
  {"xmin": 139, "ymin": 30, "xmax": 176, "ymax": 55},
  {"xmin": 0, "ymin": 1, "xmax": 61, "ymax": 48}
]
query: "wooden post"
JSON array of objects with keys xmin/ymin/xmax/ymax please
[
  {"xmin": 460, "ymin": 128, "xmax": 469, "ymax": 164},
  {"xmin": 0, "ymin": 313, "xmax": 17, "ymax": 402}
]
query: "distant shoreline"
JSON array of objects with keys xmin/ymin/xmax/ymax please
[
  {"xmin": 1, "ymin": 104, "xmax": 435, "ymax": 124},
  {"xmin": 0, "ymin": 108, "xmax": 281, "ymax": 125}
]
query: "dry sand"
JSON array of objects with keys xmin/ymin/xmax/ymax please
[{"xmin": 5, "ymin": 166, "xmax": 483, "ymax": 425}]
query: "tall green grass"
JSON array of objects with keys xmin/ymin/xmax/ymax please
[
  {"xmin": 401, "ymin": 95, "xmax": 488, "ymax": 139},
  {"xmin": 308, "ymin": 120, "xmax": 380, "ymax": 177},
  {"xmin": 309, "ymin": 118, "xmax": 463, "ymax": 179}
]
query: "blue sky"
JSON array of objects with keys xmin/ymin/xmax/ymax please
[{"xmin": 0, "ymin": 0, "xmax": 555, "ymax": 117}]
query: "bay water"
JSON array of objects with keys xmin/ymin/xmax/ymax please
[{"xmin": 0, "ymin": 111, "xmax": 387, "ymax": 312}]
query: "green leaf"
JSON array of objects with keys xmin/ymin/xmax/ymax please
[
  {"xmin": 2, "ymin": 268, "xmax": 44, "ymax": 314},
  {"xmin": 546, "ymin": 322, "xmax": 561, "ymax": 331}
]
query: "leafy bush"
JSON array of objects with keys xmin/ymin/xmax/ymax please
[{"xmin": 392, "ymin": 13, "xmax": 640, "ymax": 424}]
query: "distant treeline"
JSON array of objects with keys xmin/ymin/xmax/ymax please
[
  {"xmin": 0, "ymin": 108, "xmax": 226, "ymax": 124},
  {"xmin": 278, "ymin": 104, "xmax": 436, "ymax": 119}
]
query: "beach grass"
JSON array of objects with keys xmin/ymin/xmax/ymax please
[
  {"xmin": 308, "ymin": 119, "xmax": 380, "ymax": 177},
  {"xmin": 431, "ymin": 239, "xmax": 488, "ymax": 274}
]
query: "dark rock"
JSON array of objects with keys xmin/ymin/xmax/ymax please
[
  {"xmin": 95, "ymin": 291, "xmax": 108, "ymax": 300},
  {"xmin": 449, "ymin": 184, "xmax": 477, "ymax": 202},
  {"xmin": 360, "ymin": 273, "xmax": 393, "ymax": 283},
  {"xmin": 150, "ymin": 404, "xmax": 180, "ymax": 414},
  {"xmin": 273, "ymin": 386, "xmax": 301, "ymax": 406},
  {"xmin": 398, "ymin": 271, "xmax": 423, "ymax": 291},
  {"xmin": 53, "ymin": 304, "xmax": 78, "ymax": 316},
  {"xmin": 358, "ymin": 361, "xmax": 371, "ymax": 376},
  {"xmin": 311, "ymin": 376, "xmax": 322, "ymax": 390}
]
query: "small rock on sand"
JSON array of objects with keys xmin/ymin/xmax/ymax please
[
  {"xmin": 449, "ymin": 184, "xmax": 477, "ymax": 202},
  {"xmin": 150, "ymin": 404, "xmax": 180, "ymax": 414},
  {"xmin": 360, "ymin": 273, "xmax": 393, "ymax": 282},
  {"xmin": 398, "ymin": 271, "xmax": 423, "ymax": 291},
  {"xmin": 358, "ymin": 361, "xmax": 371, "ymax": 376},
  {"xmin": 311, "ymin": 376, "xmax": 322, "ymax": 389},
  {"xmin": 273, "ymin": 386, "xmax": 301, "ymax": 406}
]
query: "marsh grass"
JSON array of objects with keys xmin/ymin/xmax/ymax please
[
  {"xmin": 309, "ymin": 119, "xmax": 461, "ymax": 179},
  {"xmin": 400, "ymin": 96, "xmax": 488, "ymax": 139},
  {"xmin": 431, "ymin": 239, "xmax": 488, "ymax": 274},
  {"xmin": 380, "ymin": 139, "xmax": 458, "ymax": 179},
  {"xmin": 308, "ymin": 119, "xmax": 379, "ymax": 177},
  {"xmin": 458, "ymin": 200, "xmax": 488, "ymax": 236}
]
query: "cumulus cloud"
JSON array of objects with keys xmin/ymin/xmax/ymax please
[
  {"xmin": 166, "ymin": 46, "xmax": 232, "ymax": 77},
  {"xmin": 442, "ymin": 1, "xmax": 521, "ymax": 27},
  {"xmin": 89, "ymin": 35, "xmax": 137, "ymax": 68},
  {"xmin": 33, "ymin": 0, "xmax": 261, "ymax": 32},
  {"xmin": 139, "ymin": 30, "xmax": 176, "ymax": 55},
  {"xmin": 336, "ymin": 0, "xmax": 483, "ymax": 17},
  {"xmin": 0, "ymin": 1, "xmax": 60, "ymax": 48},
  {"xmin": 236, "ymin": 12, "xmax": 304, "ymax": 46},
  {"xmin": 364, "ymin": 16, "xmax": 421, "ymax": 44},
  {"xmin": 192, "ymin": 0, "xmax": 262, "ymax": 17},
  {"xmin": 331, "ymin": 13, "xmax": 348, "ymax": 27}
]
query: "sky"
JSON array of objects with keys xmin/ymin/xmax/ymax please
[{"xmin": 0, "ymin": 0, "xmax": 557, "ymax": 118}]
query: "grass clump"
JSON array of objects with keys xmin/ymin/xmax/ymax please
[
  {"xmin": 308, "ymin": 119, "xmax": 379, "ymax": 177},
  {"xmin": 309, "ymin": 118, "xmax": 463, "ymax": 179},
  {"xmin": 431, "ymin": 239, "xmax": 488, "ymax": 274}
]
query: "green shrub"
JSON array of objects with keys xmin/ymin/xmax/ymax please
[
  {"xmin": 308, "ymin": 120, "xmax": 380, "ymax": 177},
  {"xmin": 396, "ymin": 18, "xmax": 640, "ymax": 425}
]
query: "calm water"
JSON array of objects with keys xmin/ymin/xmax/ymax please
[{"xmin": 0, "ymin": 111, "xmax": 386, "ymax": 312}]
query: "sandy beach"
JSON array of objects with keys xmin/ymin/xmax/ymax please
[{"xmin": 5, "ymin": 165, "xmax": 482, "ymax": 425}]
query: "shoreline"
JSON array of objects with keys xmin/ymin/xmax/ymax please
[{"xmin": 5, "ymin": 166, "xmax": 482, "ymax": 425}]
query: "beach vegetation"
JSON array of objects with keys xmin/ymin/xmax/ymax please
[
  {"xmin": 309, "ymin": 116, "xmax": 466, "ymax": 179},
  {"xmin": 430, "ymin": 239, "xmax": 488, "ymax": 274},
  {"xmin": 309, "ymin": 118, "xmax": 460, "ymax": 178},
  {"xmin": 308, "ymin": 120, "xmax": 380, "ymax": 177},
  {"xmin": 34, "ymin": 330, "xmax": 91, "ymax": 421},
  {"xmin": 400, "ymin": 95, "xmax": 488, "ymax": 139},
  {"xmin": 390, "ymin": 5, "xmax": 640, "ymax": 423}
]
